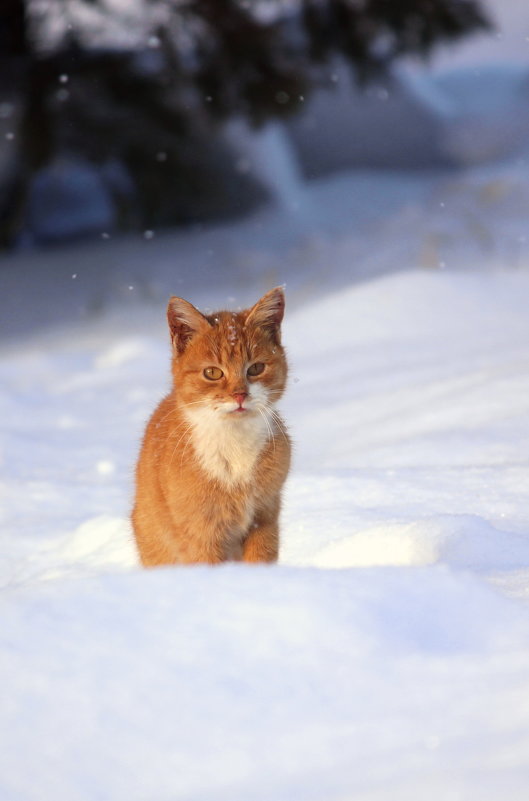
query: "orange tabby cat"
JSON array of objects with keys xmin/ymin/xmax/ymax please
[{"xmin": 132, "ymin": 287, "xmax": 290, "ymax": 566}]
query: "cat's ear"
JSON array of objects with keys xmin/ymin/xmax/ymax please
[
  {"xmin": 167, "ymin": 296, "xmax": 210, "ymax": 355},
  {"xmin": 245, "ymin": 287, "xmax": 285, "ymax": 344}
]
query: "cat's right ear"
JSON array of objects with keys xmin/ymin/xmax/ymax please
[{"xmin": 167, "ymin": 297, "xmax": 210, "ymax": 355}]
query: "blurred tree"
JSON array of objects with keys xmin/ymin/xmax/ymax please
[{"xmin": 0, "ymin": 0, "xmax": 491, "ymax": 247}]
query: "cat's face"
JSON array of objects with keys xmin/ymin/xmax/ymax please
[{"xmin": 168, "ymin": 288, "xmax": 287, "ymax": 419}]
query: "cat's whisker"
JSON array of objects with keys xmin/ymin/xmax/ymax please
[
  {"xmin": 257, "ymin": 406, "xmax": 276, "ymax": 453},
  {"xmin": 182, "ymin": 399, "xmax": 209, "ymax": 407},
  {"xmin": 169, "ymin": 423, "xmax": 193, "ymax": 469},
  {"xmin": 268, "ymin": 408, "xmax": 290, "ymax": 446},
  {"xmin": 268, "ymin": 406, "xmax": 285, "ymax": 424},
  {"xmin": 169, "ymin": 426, "xmax": 191, "ymax": 466},
  {"xmin": 157, "ymin": 400, "xmax": 206, "ymax": 425},
  {"xmin": 168, "ymin": 422, "xmax": 191, "ymax": 444},
  {"xmin": 156, "ymin": 405, "xmax": 180, "ymax": 425},
  {"xmin": 179, "ymin": 427, "xmax": 195, "ymax": 469}
]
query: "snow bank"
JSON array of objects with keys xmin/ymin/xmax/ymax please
[
  {"xmin": 2, "ymin": 258, "xmax": 529, "ymax": 798},
  {"xmin": 313, "ymin": 515, "xmax": 529, "ymax": 570},
  {"xmin": 2, "ymin": 566, "xmax": 529, "ymax": 801}
]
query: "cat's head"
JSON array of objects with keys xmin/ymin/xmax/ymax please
[{"xmin": 167, "ymin": 287, "xmax": 287, "ymax": 418}]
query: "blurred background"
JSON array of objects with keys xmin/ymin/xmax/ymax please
[{"xmin": 0, "ymin": 0, "xmax": 528, "ymax": 335}]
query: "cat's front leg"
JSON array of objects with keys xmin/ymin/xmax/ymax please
[
  {"xmin": 178, "ymin": 529, "xmax": 226, "ymax": 564},
  {"xmin": 136, "ymin": 526, "xmax": 224, "ymax": 566},
  {"xmin": 242, "ymin": 504, "xmax": 280, "ymax": 563}
]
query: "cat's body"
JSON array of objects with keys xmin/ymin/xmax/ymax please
[{"xmin": 132, "ymin": 288, "xmax": 290, "ymax": 566}]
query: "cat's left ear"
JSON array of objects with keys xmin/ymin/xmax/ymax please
[
  {"xmin": 245, "ymin": 287, "xmax": 285, "ymax": 345},
  {"xmin": 167, "ymin": 296, "xmax": 210, "ymax": 355}
]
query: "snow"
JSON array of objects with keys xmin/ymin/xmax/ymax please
[
  {"xmin": 3, "ymin": 566, "xmax": 529, "ymax": 801},
  {"xmin": 4, "ymin": 209, "xmax": 529, "ymax": 801},
  {"xmin": 3, "ymin": 5, "xmax": 529, "ymax": 798}
]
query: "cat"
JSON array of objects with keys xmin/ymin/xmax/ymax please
[{"xmin": 132, "ymin": 287, "xmax": 291, "ymax": 566}]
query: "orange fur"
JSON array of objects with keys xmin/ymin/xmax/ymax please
[{"xmin": 132, "ymin": 288, "xmax": 291, "ymax": 566}]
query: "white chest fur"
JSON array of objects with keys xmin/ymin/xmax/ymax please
[{"xmin": 184, "ymin": 407, "xmax": 270, "ymax": 486}]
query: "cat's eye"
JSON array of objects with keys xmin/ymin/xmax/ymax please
[
  {"xmin": 203, "ymin": 366, "xmax": 224, "ymax": 380},
  {"xmin": 247, "ymin": 362, "xmax": 265, "ymax": 377}
]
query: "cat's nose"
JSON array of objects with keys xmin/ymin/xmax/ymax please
[{"xmin": 233, "ymin": 392, "xmax": 247, "ymax": 407}]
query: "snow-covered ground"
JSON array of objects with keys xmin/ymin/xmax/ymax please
[
  {"xmin": 3, "ymin": 166, "xmax": 529, "ymax": 799},
  {"xmin": 3, "ymin": 4, "xmax": 529, "ymax": 798}
]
